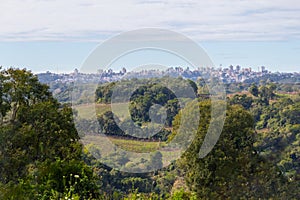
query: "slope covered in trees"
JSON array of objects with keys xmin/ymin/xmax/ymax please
[
  {"xmin": 177, "ymin": 101, "xmax": 295, "ymax": 199},
  {"xmin": 0, "ymin": 68, "xmax": 100, "ymax": 199},
  {"xmin": 0, "ymin": 68, "xmax": 299, "ymax": 199}
]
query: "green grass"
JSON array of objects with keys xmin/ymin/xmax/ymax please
[
  {"xmin": 73, "ymin": 103, "xmax": 129, "ymax": 120},
  {"xmin": 81, "ymin": 134, "xmax": 181, "ymax": 169},
  {"xmin": 111, "ymin": 137, "xmax": 164, "ymax": 153},
  {"xmin": 81, "ymin": 135, "xmax": 164, "ymax": 153},
  {"xmin": 76, "ymin": 103, "xmax": 182, "ymax": 167}
]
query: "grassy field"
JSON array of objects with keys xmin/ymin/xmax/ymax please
[
  {"xmin": 81, "ymin": 134, "xmax": 164, "ymax": 153},
  {"xmin": 81, "ymin": 134, "xmax": 181, "ymax": 169},
  {"xmin": 74, "ymin": 103, "xmax": 129, "ymax": 120}
]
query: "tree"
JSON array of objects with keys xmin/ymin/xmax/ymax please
[
  {"xmin": 1, "ymin": 68, "xmax": 52, "ymax": 122},
  {"xmin": 146, "ymin": 151, "xmax": 163, "ymax": 171},
  {"xmin": 176, "ymin": 101, "xmax": 289, "ymax": 199},
  {"xmin": 98, "ymin": 111, "xmax": 124, "ymax": 136},
  {"xmin": 0, "ymin": 68, "xmax": 100, "ymax": 198},
  {"xmin": 259, "ymin": 83, "xmax": 276, "ymax": 101},
  {"xmin": 229, "ymin": 94, "xmax": 253, "ymax": 109},
  {"xmin": 95, "ymin": 82, "xmax": 116, "ymax": 103},
  {"xmin": 187, "ymin": 79, "xmax": 198, "ymax": 95},
  {"xmin": 249, "ymin": 83, "xmax": 259, "ymax": 97},
  {"xmin": 0, "ymin": 68, "xmax": 10, "ymax": 123},
  {"xmin": 0, "ymin": 68, "xmax": 73, "ymax": 182}
]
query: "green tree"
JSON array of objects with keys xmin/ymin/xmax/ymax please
[
  {"xmin": 187, "ymin": 79, "xmax": 198, "ymax": 95},
  {"xmin": 249, "ymin": 83, "xmax": 259, "ymax": 97},
  {"xmin": 259, "ymin": 83, "xmax": 276, "ymax": 102},
  {"xmin": 146, "ymin": 151, "xmax": 163, "ymax": 171},
  {"xmin": 0, "ymin": 68, "xmax": 100, "ymax": 198},
  {"xmin": 95, "ymin": 82, "xmax": 116, "ymax": 103},
  {"xmin": 229, "ymin": 94, "xmax": 253, "ymax": 109},
  {"xmin": 98, "ymin": 111, "xmax": 124, "ymax": 136},
  {"xmin": 176, "ymin": 101, "xmax": 289, "ymax": 199}
]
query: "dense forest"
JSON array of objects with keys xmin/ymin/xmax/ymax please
[{"xmin": 0, "ymin": 67, "xmax": 299, "ymax": 199}]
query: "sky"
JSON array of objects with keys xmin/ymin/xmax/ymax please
[{"xmin": 0, "ymin": 0, "xmax": 300, "ymax": 73}]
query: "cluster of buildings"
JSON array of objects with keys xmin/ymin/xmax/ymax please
[{"xmin": 38, "ymin": 65, "xmax": 298, "ymax": 85}]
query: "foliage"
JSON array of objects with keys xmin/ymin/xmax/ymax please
[
  {"xmin": 249, "ymin": 83, "xmax": 259, "ymax": 97},
  {"xmin": 177, "ymin": 101, "xmax": 292, "ymax": 199},
  {"xmin": 1, "ymin": 68, "xmax": 299, "ymax": 199},
  {"xmin": 229, "ymin": 94, "xmax": 253, "ymax": 109},
  {"xmin": 0, "ymin": 68, "xmax": 100, "ymax": 199}
]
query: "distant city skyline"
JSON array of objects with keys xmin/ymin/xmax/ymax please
[
  {"xmin": 1, "ymin": 40, "xmax": 299, "ymax": 73},
  {"xmin": 0, "ymin": 1, "xmax": 300, "ymax": 73}
]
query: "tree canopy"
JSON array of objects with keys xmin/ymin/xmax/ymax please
[
  {"xmin": 177, "ymin": 101, "xmax": 294, "ymax": 199},
  {"xmin": 0, "ymin": 68, "xmax": 100, "ymax": 199}
]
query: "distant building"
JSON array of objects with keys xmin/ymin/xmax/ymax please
[
  {"xmin": 121, "ymin": 67, "xmax": 127, "ymax": 74},
  {"xmin": 74, "ymin": 68, "xmax": 79, "ymax": 75}
]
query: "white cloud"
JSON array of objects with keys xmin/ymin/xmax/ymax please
[{"xmin": 0, "ymin": 0, "xmax": 300, "ymax": 41}]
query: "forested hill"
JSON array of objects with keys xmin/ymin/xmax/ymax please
[
  {"xmin": 0, "ymin": 67, "xmax": 299, "ymax": 199},
  {"xmin": 38, "ymin": 70, "xmax": 300, "ymax": 104}
]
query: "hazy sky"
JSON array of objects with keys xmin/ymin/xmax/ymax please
[{"xmin": 0, "ymin": 0, "xmax": 300, "ymax": 73}]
